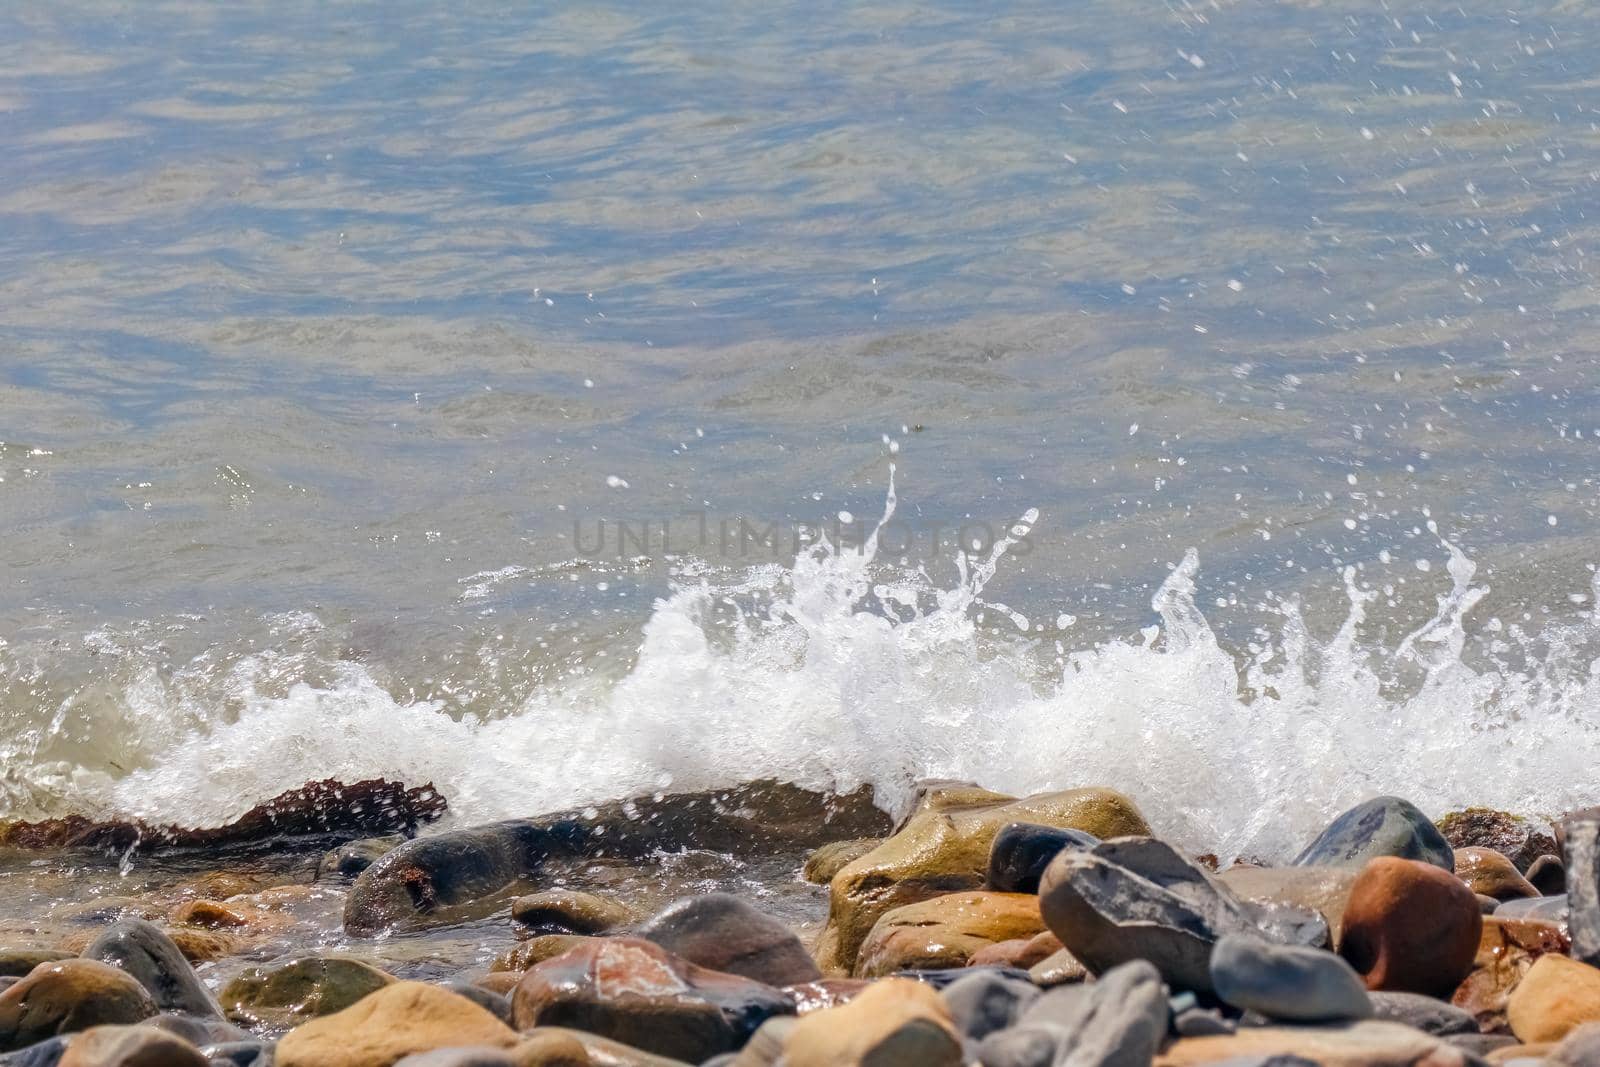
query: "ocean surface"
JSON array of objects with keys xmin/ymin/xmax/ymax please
[{"xmin": 5, "ymin": 0, "xmax": 1600, "ymax": 863}]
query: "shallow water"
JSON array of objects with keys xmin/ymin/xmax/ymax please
[{"xmin": 5, "ymin": 1, "xmax": 1600, "ymax": 860}]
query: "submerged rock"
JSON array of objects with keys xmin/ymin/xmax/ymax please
[
  {"xmin": 815, "ymin": 787, "xmax": 1149, "ymax": 975},
  {"xmin": 633, "ymin": 894, "xmax": 819, "ymax": 987},
  {"xmin": 510, "ymin": 937, "xmax": 793, "ymax": 1062},
  {"xmin": 855, "ymin": 891, "xmax": 1043, "ymax": 978},
  {"xmin": 317, "ymin": 835, "xmax": 406, "ymax": 880},
  {"xmin": 1293, "ymin": 797, "xmax": 1453, "ymax": 871},
  {"xmin": 1337, "ymin": 857, "xmax": 1480, "ymax": 998},
  {"xmin": 346, "ymin": 781, "xmax": 887, "ymax": 936},
  {"xmin": 1038, "ymin": 836, "xmax": 1322, "ymax": 993},
  {"xmin": 1209, "ymin": 934, "xmax": 1372, "ymax": 1023},
  {"xmin": 220, "ymin": 956, "xmax": 397, "ymax": 1026},
  {"xmin": 510, "ymin": 891, "xmax": 637, "ymax": 937},
  {"xmin": 0, "ymin": 959, "xmax": 158, "ymax": 1052},
  {"xmin": 82, "ymin": 920, "xmax": 221, "ymax": 1018}
]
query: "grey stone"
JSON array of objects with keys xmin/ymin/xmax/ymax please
[
  {"xmin": 1496, "ymin": 893, "xmax": 1568, "ymax": 921},
  {"xmin": 1564, "ymin": 817, "xmax": 1600, "ymax": 967},
  {"xmin": 1039, "ymin": 837, "xmax": 1319, "ymax": 994},
  {"xmin": 1210, "ymin": 934, "xmax": 1372, "ymax": 1023},
  {"xmin": 977, "ymin": 960, "xmax": 1166, "ymax": 1067},
  {"xmin": 1173, "ymin": 1006, "xmax": 1235, "ymax": 1037},
  {"xmin": 83, "ymin": 919, "xmax": 221, "ymax": 1017},
  {"xmin": 1367, "ymin": 991, "xmax": 1478, "ymax": 1036},
  {"xmin": 1551, "ymin": 1021, "xmax": 1600, "ymax": 1066},
  {"xmin": 1292, "ymin": 797, "xmax": 1453, "ymax": 871},
  {"xmin": 1446, "ymin": 1033, "xmax": 1518, "ymax": 1058},
  {"xmin": 941, "ymin": 971, "xmax": 1039, "ymax": 1041},
  {"xmin": 0, "ymin": 1036, "xmax": 68, "ymax": 1067},
  {"xmin": 633, "ymin": 893, "xmax": 820, "ymax": 986},
  {"xmin": 987, "ymin": 823, "xmax": 1100, "ymax": 894},
  {"xmin": 439, "ymin": 981, "xmax": 512, "ymax": 1026}
]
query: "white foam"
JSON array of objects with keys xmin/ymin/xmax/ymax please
[{"xmin": 12, "ymin": 478, "xmax": 1600, "ymax": 862}]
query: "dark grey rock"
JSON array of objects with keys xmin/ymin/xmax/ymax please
[
  {"xmin": 941, "ymin": 971, "xmax": 1040, "ymax": 1041},
  {"xmin": 1210, "ymin": 934, "xmax": 1371, "ymax": 1023},
  {"xmin": 633, "ymin": 893, "xmax": 820, "ymax": 986},
  {"xmin": 987, "ymin": 822, "xmax": 1100, "ymax": 894},
  {"xmin": 1496, "ymin": 893, "xmax": 1568, "ymax": 921},
  {"xmin": 976, "ymin": 960, "xmax": 1166, "ymax": 1067},
  {"xmin": 1039, "ymin": 837, "xmax": 1320, "ymax": 994},
  {"xmin": 730, "ymin": 1016, "xmax": 795, "ymax": 1067},
  {"xmin": 1446, "ymin": 1033, "xmax": 1518, "ymax": 1057},
  {"xmin": 316, "ymin": 834, "xmax": 405, "ymax": 879},
  {"xmin": 1528, "ymin": 854, "xmax": 1567, "ymax": 896},
  {"xmin": 1367, "ymin": 991, "xmax": 1478, "ymax": 1035},
  {"xmin": 1172, "ymin": 1006, "xmax": 1235, "ymax": 1037},
  {"xmin": 344, "ymin": 820, "xmax": 552, "ymax": 935},
  {"xmin": 83, "ymin": 919, "xmax": 221, "ymax": 1017},
  {"xmin": 1564, "ymin": 817, "xmax": 1600, "ymax": 967},
  {"xmin": 1292, "ymin": 797, "xmax": 1453, "ymax": 871},
  {"xmin": 439, "ymin": 981, "xmax": 512, "ymax": 1026}
]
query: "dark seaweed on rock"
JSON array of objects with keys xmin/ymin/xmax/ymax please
[{"xmin": 0, "ymin": 778, "xmax": 445, "ymax": 855}]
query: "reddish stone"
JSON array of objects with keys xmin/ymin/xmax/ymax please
[
  {"xmin": 969, "ymin": 930, "xmax": 1064, "ymax": 970},
  {"xmin": 1453, "ymin": 917, "xmax": 1570, "ymax": 1033},
  {"xmin": 1338, "ymin": 856, "xmax": 1482, "ymax": 998},
  {"xmin": 510, "ymin": 936, "xmax": 793, "ymax": 1062}
]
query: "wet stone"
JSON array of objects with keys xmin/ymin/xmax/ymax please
[
  {"xmin": 82, "ymin": 919, "xmax": 221, "ymax": 1018},
  {"xmin": 985, "ymin": 822, "xmax": 1099, "ymax": 895},
  {"xmin": 1293, "ymin": 797, "xmax": 1454, "ymax": 871},
  {"xmin": 633, "ymin": 893, "xmax": 820, "ymax": 987}
]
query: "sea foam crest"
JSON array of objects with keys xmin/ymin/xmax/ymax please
[{"xmin": 10, "ymin": 472, "xmax": 1600, "ymax": 862}]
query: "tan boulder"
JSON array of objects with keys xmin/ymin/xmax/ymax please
[
  {"xmin": 815, "ymin": 787, "xmax": 1149, "ymax": 974},
  {"xmin": 1507, "ymin": 954, "xmax": 1600, "ymax": 1045},
  {"xmin": 779, "ymin": 977, "xmax": 961, "ymax": 1067},
  {"xmin": 1155, "ymin": 1019, "xmax": 1466, "ymax": 1065},
  {"xmin": 57, "ymin": 1023, "xmax": 209, "ymax": 1067},
  {"xmin": 801, "ymin": 839, "xmax": 880, "ymax": 885},
  {"xmin": 275, "ymin": 981, "xmax": 518, "ymax": 1067},
  {"xmin": 855, "ymin": 891, "xmax": 1043, "ymax": 977},
  {"xmin": 0, "ymin": 959, "xmax": 157, "ymax": 1052},
  {"xmin": 1455, "ymin": 847, "xmax": 1538, "ymax": 901}
]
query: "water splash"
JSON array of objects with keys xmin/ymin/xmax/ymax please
[{"xmin": 5, "ymin": 487, "xmax": 1600, "ymax": 863}]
